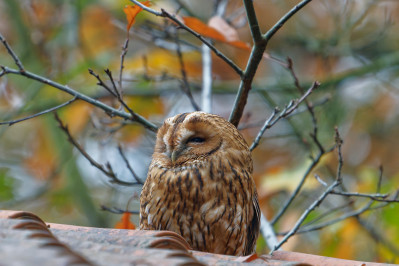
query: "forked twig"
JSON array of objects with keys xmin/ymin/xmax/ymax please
[
  {"xmin": 0, "ymin": 97, "xmax": 77, "ymax": 126},
  {"xmin": 54, "ymin": 113, "xmax": 141, "ymax": 186}
]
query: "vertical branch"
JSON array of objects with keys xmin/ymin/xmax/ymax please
[
  {"xmin": 119, "ymin": 38, "xmax": 129, "ymax": 93},
  {"xmin": 201, "ymin": 44, "xmax": 212, "ymax": 113},
  {"xmin": 229, "ymin": 0, "xmax": 313, "ymax": 127},
  {"xmin": 175, "ymin": 31, "xmax": 201, "ymax": 111},
  {"xmin": 200, "ymin": 0, "xmax": 229, "ymax": 113}
]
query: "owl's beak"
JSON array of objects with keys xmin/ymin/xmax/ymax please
[
  {"xmin": 170, "ymin": 147, "xmax": 184, "ymax": 164},
  {"xmin": 171, "ymin": 150, "xmax": 178, "ymax": 163}
]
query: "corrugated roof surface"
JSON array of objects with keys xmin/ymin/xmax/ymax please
[{"xmin": 0, "ymin": 210, "xmax": 391, "ymax": 266}]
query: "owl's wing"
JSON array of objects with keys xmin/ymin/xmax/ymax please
[{"xmin": 244, "ymin": 190, "xmax": 261, "ymax": 255}]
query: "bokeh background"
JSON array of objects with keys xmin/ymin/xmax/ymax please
[{"xmin": 1, "ymin": 0, "xmax": 399, "ymax": 263}]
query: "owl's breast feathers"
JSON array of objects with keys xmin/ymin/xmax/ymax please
[
  {"xmin": 140, "ymin": 156, "xmax": 260, "ymax": 256},
  {"xmin": 140, "ymin": 112, "xmax": 260, "ymax": 256}
]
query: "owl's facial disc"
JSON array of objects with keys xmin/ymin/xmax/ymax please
[{"xmin": 154, "ymin": 112, "xmax": 224, "ymax": 168}]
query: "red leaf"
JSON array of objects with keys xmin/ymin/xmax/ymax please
[
  {"xmin": 124, "ymin": 1, "xmax": 151, "ymax": 31},
  {"xmin": 115, "ymin": 212, "xmax": 136, "ymax": 229}
]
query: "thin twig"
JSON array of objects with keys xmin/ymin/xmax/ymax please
[
  {"xmin": 249, "ymin": 108, "xmax": 279, "ymax": 151},
  {"xmin": 0, "ymin": 96, "xmax": 77, "ymax": 126},
  {"xmin": 174, "ymin": 31, "xmax": 200, "ymax": 111},
  {"xmin": 0, "ymin": 33, "xmax": 24, "ymax": 70},
  {"xmin": 329, "ymin": 190, "xmax": 399, "ymax": 202},
  {"xmin": 293, "ymin": 201, "xmax": 374, "ymax": 235},
  {"xmin": 54, "ymin": 113, "xmax": 141, "ymax": 186},
  {"xmin": 270, "ymin": 145, "xmax": 335, "ymax": 225},
  {"xmin": 271, "ymin": 175, "xmax": 341, "ymax": 253},
  {"xmin": 118, "ymin": 145, "xmax": 144, "ymax": 185},
  {"xmin": 118, "ymin": 39, "xmax": 129, "ymax": 92},
  {"xmin": 128, "ymin": 0, "xmax": 243, "ymax": 77},
  {"xmin": 0, "ymin": 33, "xmax": 157, "ymax": 131},
  {"xmin": 271, "ymin": 129, "xmax": 344, "ymax": 253},
  {"xmin": 88, "ymin": 69, "xmax": 117, "ymax": 97},
  {"xmin": 249, "ymin": 82, "xmax": 319, "ymax": 151},
  {"xmin": 263, "ymin": 0, "xmax": 313, "ymax": 42},
  {"xmin": 1, "ymin": 66, "xmax": 158, "ymax": 131}
]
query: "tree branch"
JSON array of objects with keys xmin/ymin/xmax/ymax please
[
  {"xmin": 263, "ymin": 0, "xmax": 313, "ymax": 42},
  {"xmin": 250, "ymin": 82, "xmax": 319, "ymax": 151},
  {"xmin": 0, "ymin": 33, "xmax": 158, "ymax": 132},
  {"xmin": 117, "ymin": 145, "xmax": 144, "ymax": 185},
  {"xmin": 128, "ymin": 0, "xmax": 244, "ymax": 77},
  {"xmin": 0, "ymin": 33, "xmax": 24, "ymax": 70},
  {"xmin": 174, "ymin": 32, "xmax": 200, "ymax": 111},
  {"xmin": 0, "ymin": 96, "xmax": 77, "ymax": 126},
  {"xmin": 54, "ymin": 113, "xmax": 141, "ymax": 186},
  {"xmin": 270, "ymin": 128, "xmax": 344, "ymax": 253}
]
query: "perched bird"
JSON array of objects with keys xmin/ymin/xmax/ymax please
[{"xmin": 140, "ymin": 112, "xmax": 260, "ymax": 256}]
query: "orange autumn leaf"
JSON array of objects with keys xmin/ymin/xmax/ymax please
[
  {"xmin": 183, "ymin": 16, "xmax": 226, "ymax": 42},
  {"xmin": 115, "ymin": 212, "xmax": 136, "ymax": 229},
  {"xmin": 182, "ymin": 16, "xmax": 250, "ymax": 50},
  {"xmin": 123, "ymin": 1, "xmax": 151, "ymax": 31}
]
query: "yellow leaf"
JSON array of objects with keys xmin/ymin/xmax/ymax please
[{"xmin": 124, "ymin": 1, "xmax": 151, "ymax": 31}]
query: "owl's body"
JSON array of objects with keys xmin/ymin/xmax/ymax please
[{"xmin": 140, "ymin": 112, "xmax": 260, "ymax": 256}]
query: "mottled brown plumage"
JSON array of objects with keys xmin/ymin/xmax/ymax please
[{"xmin": 140, "ymin": 112, "xmax": 260, "ymax": 256}]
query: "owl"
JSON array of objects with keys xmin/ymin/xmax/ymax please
[{"xmin": 140, "ymin": 112, "xmax": 260, "ymax": 256}]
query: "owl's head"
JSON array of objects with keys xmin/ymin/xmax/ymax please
[{"xmin": 152, "ymin": 112, "xmax": 251, "ymax": 169}]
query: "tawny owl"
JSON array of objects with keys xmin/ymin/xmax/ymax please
[{"xmin": 140, "ymin": 112, "xmax": 260, "ymax": 256}]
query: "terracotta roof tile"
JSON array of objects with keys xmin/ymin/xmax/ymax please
[{"xmin": 0, "ymin": 210, "xmax": 391, "ymax": 266}]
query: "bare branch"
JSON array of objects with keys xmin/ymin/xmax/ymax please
[
  {"xmin": 243, "ymin": 0, "xmax": 262, "ymax": 42},
  {"xmin": 249, "ymin": 108, "xmax": 279, "ymax": 151},
  {"xmin": 118, "ymin": 39, "xmax": 129, "ymax": 92},
  {"xmin": 117, "ymin": 145, "xmax": 144, "ymax": 185},
  {"xmin": 330, "ymin": 190, "xmax": 399, "ymax": 202},
  {"xmin": 128, "ymin": 0, "xmax": 243, "ymax": 77},
  {"xmin": 0, "ymin": 96, "xmax": 77, "ymax": 126},
  {"xmin": 250, "ymin": 82, "xmax": 319, "ymax": 151},
  {"xmin": 174, "ymin": 32, "xmax": 200, "ymax": 111},
  {"xmin": 271, "ymin": 129, "xmax": 344, "ymax": 253},
  {"xmin": 1, "ymin": 65, "xmax": 158, "ymax": 131},
  {"xmin": 229, "ymin": 1, "xmax": 313, "ymax": 127},
  {"xmin": 270, "ymin": 145, "xmax": 335, "ymax": 225},
  {"xmin": 263, "ymin": 0, "xmax": 313, "ymax": 42},
  {"xmin": 271, "ymin": 173, "xmax": 341, "ymax": 253},
  {"xmin": 54, "ymin": 113, "xmax": 141, "ymax": 186},
  {"xmin": 88, "ymin": 69, "xmax": 117, "ymax": 97},
  {"xmin": 0, "ymin": 33, "xmax": 24, "ymax": 70},
  {"xmin": 0, "ymin": 33, "xmax": 157, "ymax": 131},
  {"xmin": 293, "ymin": 201, "xmax": 374, "ymax": 235}
]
